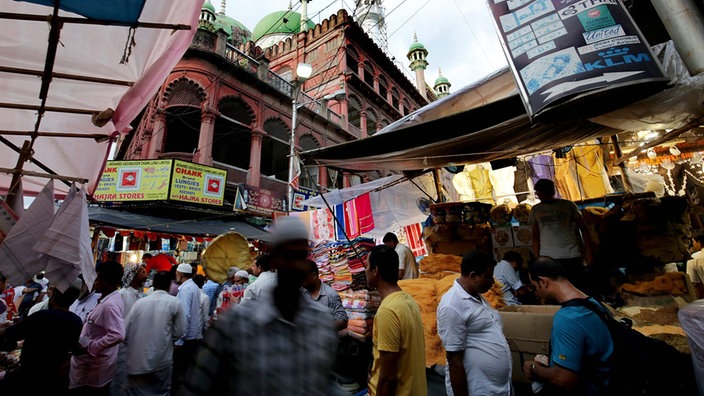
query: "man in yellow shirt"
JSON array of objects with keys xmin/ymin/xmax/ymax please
[{"xmin": 366, "ymin": 245, "xmax": 427, "ymax": 396}]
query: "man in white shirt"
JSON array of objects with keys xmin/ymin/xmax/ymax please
[
  {"xmin": 124, "ymin": 271, "xmax": 185, "ymax": 396},
  {"xmin": 383, "ymin": 232, "xmax": 419, "ymax": 280},
  {"xmin": 69, "ymin": 276, "xmax": 101, "ymax": 323},
  {"xmin": 437, "ymin": 251, "xmax": 513, "ymax": 396},
  {"xmin": 687, "ymin": 234, "xmax": 704, "ymax": 299},
  {"xmin": 173, "ymin": 263, "xmax": 203, "ymax": 393},
  {"xmin": 241, "ymin": 255, "xmax": 276, "ymax": 303}
]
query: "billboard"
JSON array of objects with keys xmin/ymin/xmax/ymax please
[
  {"xmin": 169, "ymin": 160, "xmax": 227, "ymax": 206},
  {"xmin": 233, "ymin": 184, "xmax": 285, "ymax": 215},
  {"xmin": 487, "ymin": 0, "xmax": 668, "ymax": 117},
  {"xmin": 94, "ymin": 160, "xmax": 172, "ymax": 201}
]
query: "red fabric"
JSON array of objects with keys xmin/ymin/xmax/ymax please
[
  {"xmin": 403, "ymin": 223, "xmax": 427, "ymax": 257},
  {"xmin": 355, "ymin": 193, "xmax": 375, "ymax": 234},
  {"xmin": 344, "ymin": 199, "xmax": 360, "ymax": 239},
  {"xmin": 145, "ymin": 254, "xmax": 176, "ymax": 273}
]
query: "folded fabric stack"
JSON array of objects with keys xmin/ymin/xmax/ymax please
[
  {"xmin": 350, "ymin": 272, "xmax": 367, "ymax": 290},
  {"xmin": 312, "ymin": 242, "xmax": 335, "ymax": 285},
  {"xmin": 346, "ymin": 318, "xmax": 374, "ymax": 341}
]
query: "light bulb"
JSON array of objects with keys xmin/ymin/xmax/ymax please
[
  {"xmin": 669, "ymin": 146, "xmax": 681, "ymax": 156},
  {"xmin": 647, "ymin": 149, "xmax": 657, "ymax": 160},
  {"xmin": 691, "ymin": 152, "xmax": 703, "ymax": 164}
]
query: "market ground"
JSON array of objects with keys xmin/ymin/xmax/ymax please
[{"xmin": 426, "ymin": 367, "xmax": 533, "ymax": 395}]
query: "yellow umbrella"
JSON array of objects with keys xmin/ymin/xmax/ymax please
[{"xmin": 202, "ymin": 232, "xmax": 253, "ymax": 283}]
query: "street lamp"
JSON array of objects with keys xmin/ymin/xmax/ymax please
[{"xmin": 288, "ymin": 64, "xmax": 346, "ymax": 212}]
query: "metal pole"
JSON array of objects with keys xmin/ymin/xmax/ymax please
[
  {"xmin": 610, "ymin": 135, "xmax": 633, "ymax": 193},
  {"xmin": 288, "ymin": 97, "xmax": 298, "ymax": 213},
  {"xmin": 650, "ymin": 0, "xmax": 704, "ymax": 76}
]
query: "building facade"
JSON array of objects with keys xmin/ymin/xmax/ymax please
[{"xmin": 118, "ymin": 2, "xmax": 441, "ymax": 214}]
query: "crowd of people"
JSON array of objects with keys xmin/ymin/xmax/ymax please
[{"xmin": 0, "ymin": 182, "xmax": 697, "ymax": 395}]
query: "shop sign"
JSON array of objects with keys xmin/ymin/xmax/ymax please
[
  {"xmin": 169, "ymin": 160, "xmax": 227, "ymax": 206},
  {"xmin": 234, "ymin": 184, "xmax": 285, "ymax": 215},
  {"xmin": 487, "ymin": 0, "xmax": 667, "ymax": 117},
  {"xmin": 94, "ymin": 160, "xmax": 172, "ymax": 201},
  {"xmin": 291, "ymin": 186, "xmax": 320, "ymax": 212}
]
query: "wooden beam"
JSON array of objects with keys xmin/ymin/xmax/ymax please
[
  {"xmin": 0, "ymin": 167, "xmax": 88, "ymax": 183},
  {"xmin": 0, "ymin": 102, "xmax": 96, "ymax": 114},
  {"xmin": 0, "ymin": 66, "xmax": 133, "ymax": 86},
  {"xmin": 0, "ymin": 130, "xmax": 112, "ymax": 141},
  {"xmin": 0, "ymin": 12, "xmax": 191, "ymax": 30}
]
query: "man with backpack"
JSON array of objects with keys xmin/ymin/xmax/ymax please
[{"xmin": 522, "ymin": 256, "xmax": 613, "ymax": 395}]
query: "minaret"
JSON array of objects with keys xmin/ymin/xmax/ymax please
[
  {"xmin": 354, "ymin": 0, "xmax": 388, "ymax": 52},
  {"xmin": 434, "ymin": 68, "xmax": 451, "ymax": 98},
  {"xmin": 300, "ymin": 0, "xmax": 310, "ymax": 32},
  {"xmin": 219, "ymin": 0, "xmax": 226, "ymax": 15},
  {"xmin": 407, "ymin": 33, "xmax": 429, "ymax": 100}
]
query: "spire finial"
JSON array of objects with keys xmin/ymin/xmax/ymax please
[
  {"xmin": 413, "ymin": 32, "xmax": 418, "ymax": 42},
  {"xmin": 220, "ymin": 0, "xmax": 226, "ymax": 15},
  {"xmin": 438, "ymin": 67, "xmax": 443, "ymax": 77},
  {"xmin": 289, "ymin": 0, "xmax": 293, "ymax": 10}
]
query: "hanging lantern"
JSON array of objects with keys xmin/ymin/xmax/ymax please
[
  {"xmin": 647, "ymin": 149, "xmax": 657, "ymax": 160},
  {"xmin": 669, "ymin": 145, "xmax": 681, "ymax": 156},
  {"xmin": 691, "ymin": 152, "xmax": 703, "ymax": 164}
]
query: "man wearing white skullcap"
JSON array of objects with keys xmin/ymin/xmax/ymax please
[
  {"xmin": 172, "ymin": 263, "xmax": 202, "ymax": 393},
  {"xmin": 182, "ymin": 217, "xmax": 339, "ymax": 395}
]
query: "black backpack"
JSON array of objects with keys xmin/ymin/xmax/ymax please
[{"xmin": 563, "ymin": 298, "xmax": 696, "ymax": 396}]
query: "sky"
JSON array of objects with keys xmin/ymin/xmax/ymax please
[{"xmin": 224, "ymin": 0, "xmax": 510, "ymax": 91}]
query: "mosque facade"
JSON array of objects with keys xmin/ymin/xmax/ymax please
[{"xmin": 117, "ymin": 0, "xmax": 451, "ymax": 213}]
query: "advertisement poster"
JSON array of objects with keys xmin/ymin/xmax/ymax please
[
  {"xmin": 94, "ymin": 160, "xmax": 172, "ymax": 201},
  {"xmin": 487, "ymin": 0, "xmax": 667, "ymax": 117},
  {"xmin": 169, "ymin": 160, "xmax": 227, "ymax": 206},
  {"xmin": 291, "ymin": 186, "xmax": 320, "ymax": 212},
  {"xmin": 234, "ymin": 184, "xmax": 285, "ymax": 215}
]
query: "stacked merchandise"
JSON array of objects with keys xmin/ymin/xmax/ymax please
[
  {"xmin": 327, "ymin": 242, "xmax": 352, "ymax": 291},
  {"xmin": 340, "ymin": 289, "xmax": 380, "ymax": 341},
  {"xmin": 311, "ymin": 242, "xmax": 335, "ymax": 285}
]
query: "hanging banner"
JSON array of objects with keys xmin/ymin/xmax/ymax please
[
  {"xmin": 291, "ymin": 186, "xmax": 321, "ymax": 212},
  {"xmin": 234, "ymin": 184, "xmax": 285, "ymax": 215},
  {"xmin": 487, "ymin": 0, "xmax": 668, "ymax": 117},
  {"xmin": 170, "ymin": 160, "xmax": 227, "ymax": 206},
  {"xmin": 94, "ymin": 160, "xmax": 172, "ymax": 201}
]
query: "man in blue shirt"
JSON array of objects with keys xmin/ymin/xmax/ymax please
[{"xmin": 523, "ymin": 256, "xmax": 613, "ymax": 396}]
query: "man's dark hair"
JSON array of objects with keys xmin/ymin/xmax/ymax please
[
  {"xmin": 52, "ymin": 287, "xmax": 80, "ymax": 308},
  {"xmin": 534, "ymin": 179, "xmax": 555, "ymax": 194},
  {"xmin": 382, "ymin": 232, "xmax": 399, "ymax": 244},
  {"xmin": 460, "ymin": 251, "xmax": 496, "ymax": 276},
  {"xmin": 694, "ymin": 233, "xmax": 704, "ymax": 245},
  {"xmin": 502, "ymin": 251, "xmax": 523, "ymax": 267},
  {"xmin": 142, "ymin": 253, "xmax": 153, "ymax": 260},
  {"xmin": 256, "ymin": 254, "xmax": 272, "ymax": 271},
  {"xmin": 306, "ymin": 259, "xmax": 319, "ymax": 275},
  {"xmin": 0, "ymin": 273, "xmax": 6, "ymax": 282},
  {"xmin": 153, "ymin": 271, "xmax": 172, "ymax": 291},
  {"xmin": 95, "ymin": 261, "xmax": 124, "ymax": 286},
  {"xmin": 193, "ymin": 274, "xmax": 205, "ymax": 288},
  {"xmin": 528, "ymin": 256, "xmax": 567, "ymax": 281},
  {"xmin": 368, "ymin": 244, "xmax": 399, "ymax": 284},
  {"xmin": 36, "ymin": 273, "xmax": 45, "ymax": 280}
]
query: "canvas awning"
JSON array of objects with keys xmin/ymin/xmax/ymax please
[
  {"xmin": 88, "ymin": 206, "xmax": 272, "ymax": 241},
  {"xmin": 0, "ymin": 0, "xmax": 201, "ymax": 197},
  {"xmin": 302, "ymin": 47, "xmax": 704, "ymax": 171}
]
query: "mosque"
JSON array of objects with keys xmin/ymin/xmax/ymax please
[{"xmin": 117, "ymin": 0, "xmax": 452, "ymax": 215}]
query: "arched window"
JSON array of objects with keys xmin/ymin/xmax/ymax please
[
  {"xmin": 346, "ymin": 47, "xmax": 359, "ymax": 75},
  {"xmin": 163, "ymin": 79, "xmax": 205, "ymax": 155},
  {"xmin": 378, "ymin": 75, "xmax": 388, "ymax": 101},
  {"xmin": 390, "ymin": 87, "xmax": 400, "ymax": 112},
  {"xmin": 366, "ymin": 108, "xmax": 378, "ymax": 136},
  {"xmin": 348, "ymin": 96, "xmax": 362, "ymax": 135},
  {"xmin": 213, "ymin": 97, "xmax": 254, "ymax": 170},
  {"xmin": 299, "ymin": 134, "xmax": 320, "ymax": 189},
  {"xmin": 261, "ymin": 118, "xmax": 290, "ymax": 181},
  {"xmin": 362, "ymin": 61, "xmax": 374, "ymax": 87}
]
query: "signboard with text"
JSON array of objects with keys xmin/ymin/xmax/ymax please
[
  {"xmin": 487, "ymin": 0, "xmax": 667, "ymax": 117},
  {"xmin": 94, "ymin": 160, "xmax": 172, "ymax": 201},
  {"xmin": 169, "ymin": 160, "xmax": 227, "ymax": 206},
  {"xmin": 234, "ymin": 184, "xmax": 285, "ymax": 215}
]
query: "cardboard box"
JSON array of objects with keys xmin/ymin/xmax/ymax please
[
  {"xmin": 512, "ymin": 225, "xmax": 532, "ymax": 247},
  {"xmin": 499, "ymin": 305, "xmax": 560, "ymax": 381}
]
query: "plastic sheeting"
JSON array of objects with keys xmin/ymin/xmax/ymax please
[
  {"xmin": 678, "ymin": 299, "xmax": 704, "ymax": 396},
  {"xmin": 0, "ymin": 1, "xmax": 200, "ymax": 197}
]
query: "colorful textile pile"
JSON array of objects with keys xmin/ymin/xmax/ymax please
[{"xmin": 339, "ymin": 289, "xmax": 380, "ymax": 341}]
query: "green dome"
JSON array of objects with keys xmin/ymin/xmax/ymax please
[
  {"xmin": 214, "ymin": 14, "xmax": 251, "ymax": 42},
  {"xmin": 251, "ymin": 10, "xmax": 315, "ymax": 43},
  {"xmin": 408, "ymin": 41, "xmax": 426, "ymax": 53},
  {"xmin": 435, "ymin": 75, "xmax": 449, "ymax": 86},
  {"xmin": 202, "ymin": 0, "xmax": 216, "ymax": 14}
]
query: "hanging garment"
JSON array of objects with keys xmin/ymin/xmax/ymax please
[
  {"xmin": 344, "ymin": 200, "xmax": 360, "ymax": 239},
  {"xmin": 311, "ymin": 208, "xmax": 335, "ymax": 242},
  {"xmin": 528, "ymin": 155, "xmax": 561, "ymax": 198},
  {"xmin": 334, "ymin": 204, "xmax": 346, "ymax": 241},
  {"xmin": 553, "ymin": 154, "xmax": 584, "ymax": 201},
  {"xmin": 452, "ymin": 171, "xmax": 476, "ymax": 201},
  {"xmin": 355, "ymin": 193, "xmax": 375, "ymax": 234},
  {"xmin": 468, "ymin": 164, "xmax": 494, "ymax": 204},
  {"xmin": 572, "ymin": 146, "xmax": 612, "ymax": 199},
  {"xmin": 403, "ymin": 223, "xmax": 427, "ymax": 257},
  {"xmin": 514, "ymin": 159, "xmax": 532, "ymax": 202},
  {"xmin": 489, "ymin": 166, "xmax": 518, "ymax": 205}
]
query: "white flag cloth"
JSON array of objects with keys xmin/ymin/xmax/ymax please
[
  {"xmin": 0, "ymin": 180, "xmax": 55, "ymax": 286},
  {"xmin": 43, "ymin": 185, "xmax": 81, "ymax": 293},
  {"xmin": 34, "ymin": 186, "xmax": 96, "ymax": 290}
]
